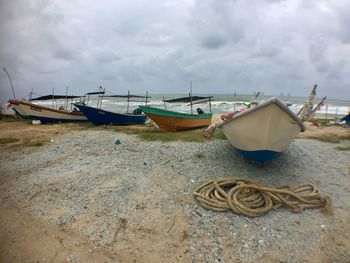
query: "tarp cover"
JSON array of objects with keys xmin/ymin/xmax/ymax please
[
  {"xmin": 30, "ymin": 95, "xmax": 83, "ymax": 101},
  {"xmin": 163, "ymin": 96, "xmax": 213, "ymax": 103}
]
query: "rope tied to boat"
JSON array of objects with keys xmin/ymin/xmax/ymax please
[{"xmin": 193, "ymin": 178, "xmax": 332, "ymax": 217}]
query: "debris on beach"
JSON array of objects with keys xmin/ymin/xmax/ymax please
[{"xmin": 32, "ymin": 120, "xmax": 41, "ymax": 125}]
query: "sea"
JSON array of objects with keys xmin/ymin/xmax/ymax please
[{"xmin": 35, "ymin": 93, "xmax": 350, "ymax": 119}]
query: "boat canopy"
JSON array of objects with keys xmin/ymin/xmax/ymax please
[
  {"xmin": 163, "ymin": 96, "xmax": 213, "ymax": 103},
  {"xmin": 86, "ymin": 91, "xmax": 105, "ymax": 95},
  {"xmin": 105, "ymin": 94, "xmax": 149, "ymax": 98},
  {"xmin": 104, "ymin": 94, "xmax": 151, "ymax": 103},
  {"xmin": 30, "ymin": 95, "xmax": 83, "ymax": 101}
]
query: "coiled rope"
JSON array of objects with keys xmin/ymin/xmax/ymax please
[{"xmin": 193, "ymin": 178, "xmax": 332, "ymax": 217}]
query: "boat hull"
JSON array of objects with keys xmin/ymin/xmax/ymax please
[
  {"xmin": 235, "ymin": 149, "xmax": 281, "ymax": 163},
  {"xmin": 9, "ymin": 100, "xmax": 87, "ymax": 123},
  {"xmin": 139, "ymin": 105, "xmax": 212, "ymax": 132},
  {"xmin": 73, "ymin": 104, "xmax": 147, "ymax": 125},
  {"xmin": 221, "ymin": 98, "xmax": 305, "ymax": 163}
]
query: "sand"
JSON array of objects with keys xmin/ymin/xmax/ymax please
[{"xmin": 0, "ymin": 119, "xmax": 350, "ymax": 263}]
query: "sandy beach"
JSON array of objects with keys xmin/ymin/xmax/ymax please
[{"xmin": 0, "ymin": 118, "xmax": 350, "ymax": 263}]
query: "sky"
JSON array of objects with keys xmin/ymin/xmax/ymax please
[{"xmin": 1, "ymin": 0, "xmax": 350, "ymax": 103}]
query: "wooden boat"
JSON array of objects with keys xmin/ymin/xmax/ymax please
[
  {"xmin": 73, "ymin": 103, "xmax": 147, "ymax": 125},
  {"xmin": 73, "ymin": 88, "xmax": 148, "ymax": 125},
  {"xmin": 138, "ymin": 105, "xmax": 212, "ymax": 131},
  {"xmin": 8, "ymin": 99, "xmax": 87, "ymax": 123},
  {"xmin": 219, "ymin": 97, "xmax": 305, "ymax": 163},
  {"xmin": 139, "ymin": 94, "xmax": 213, "ymax": 132}
]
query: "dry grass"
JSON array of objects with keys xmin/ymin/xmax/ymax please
[
  {"xmin": 305, "ymin": 133, "xmax": 350, "ymax": 143},
  {"xmin": 297, "ymin": 122, "xmax": 350, "ymax": 143},
  {"xmin": 335, "ymin": 146, "xmax": 350, "ymax": 151},
  {"xmin": 0, "ymin": 137, "xmax": 20, "ymax": 144},
  {"xmin": 194, "ymin": 152, "xmax": 205, "ymax": 158}
]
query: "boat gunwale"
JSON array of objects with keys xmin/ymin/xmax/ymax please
[
  {"xmin": 138, "ymin": 105, "xmax": 212, "ymax": 119},
  {"xmin": 9, "ymin": 99, "xmax": 85, "ymax": 116},
  {"xmin": 73, "ymin": 103, "xmax": 147, "ymax": 117},
  {"xmin": 221, "ymin": 97, "xmax": 305, "ymax": 132}
]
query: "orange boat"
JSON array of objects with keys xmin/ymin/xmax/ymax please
[{"xmin": 138, "ymin": 105, "xmax": 212, "ymax": 132}]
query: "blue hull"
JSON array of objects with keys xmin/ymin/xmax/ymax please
[
  {"xmin": 74, "ymin": 104, "xmax": 147, "ymax": 125},
  {"xmin": 235, "ymin": 148, "xmax": 281, "ymax": 163}
]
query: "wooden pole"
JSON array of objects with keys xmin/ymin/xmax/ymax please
[
  {"xmin": 3, "ymin": 67, "xmax": 16, "ymax": 99},
  {"xmin": 209, "ymin": 97, "xmax": 212, "ymax": 113},
  {"xmin": 52, "ymin": 88, "xmax": 55, "ymax": 108},
  {"xmin": 163, "ymin": 97, "xmax": 167, "ymax": 110},
  {"xmin": 29, "ymin": 88, "xmax": 33, "ymax": 101},
  {"xmin": 190, "ymin": 81, "xmax": 193, "ymax": 114},
  {"xmin": 99, "ymin": 87, "xmax": 104, "ymax": 109},
  {"xmin": 233, "ymin": 91, "xmax": 236, "ymax": 112},
  {"xmin": 65, "ymin": 86, "xmax": 69, "ymax": 110},
  {"xmin": 335, "ymin": 107, "xmax": 338, "ymax": 122},
  {"xmin": 127, "ymin": 90, "xmax": 130, "ymax": 113}
]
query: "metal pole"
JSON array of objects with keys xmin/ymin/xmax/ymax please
[{"xmin": 3, "ymin": 67, "xmax": 16, "ymax": 99}]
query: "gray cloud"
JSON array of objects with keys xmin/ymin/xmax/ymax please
[{"xmin": 1, "ymin": 0, "xmax": 350, "ymax": 103}]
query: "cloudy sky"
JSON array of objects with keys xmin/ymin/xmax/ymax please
[{"xmin": 1, "ymin": 0, "xmax": 350, "ymax": 103}]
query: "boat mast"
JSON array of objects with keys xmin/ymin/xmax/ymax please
[
  {"xmin": 3, "ymin": 67, "xmax": 16, "ymax": 99},
  {"xmin": 52, "ymin": 88, "xmax": 55, "ymax": 108},
  {"xmin": 97, "ymin": 86, "xmax": 104, "ymax": 109},
  {"xmin": 64, "ymin": 86, "xmax": 69, "ymax": 110},
  {"xmin": 29, "ymin": 88, "xmax": 33, "ymax": 101},
  {"xmin": 145, "ymin": 91, "xmax": 148, "ymax": 106},
  {"xmin": 163, "ymin": 96, "xmax": 167, "ymax": 109},
  {"xmin": 233, "ymin": 91, "xmax": 237, "ymax": 112},
  {"xmin": 127, "ymin": 90, "xmax": 130, "ymax": 113},
  {"xmin": 190, "ymin": 80, "xmax": 193, "ymax": 114},
  {"xmin": 208, "ymin": 97, "xmax": 212, "ymax": 113}
]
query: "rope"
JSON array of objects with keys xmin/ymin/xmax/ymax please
[{"xmin": 193, "ymin": 178, "xmax": 332, "ymax": 217}]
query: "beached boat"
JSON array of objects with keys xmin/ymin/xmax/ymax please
[
  {"xmin": 138, "ymin": 105, "xmax": 213, "ymax": 131},
  {"xmin": 8, "ymin": 99, "xmax": 87, "ymax": 123},
  {"xmin": 73, "ymin": 103, "xmax": 147, "ymax": 125},
  {"xmin": 219, "ymin": 97, "xmax": 305, "ymax": 163},
  {"xmin": 73, "ymin": 89, "xmax": 148, "ymax": 125}
]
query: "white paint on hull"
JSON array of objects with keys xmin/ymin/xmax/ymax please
[
  {"xmin": 221, "ymin": 98, "xmax": 304, "ymax": 152},
  {"xmin": 11, "ymin": 100, "xmax": 87, "ymax": 121}
]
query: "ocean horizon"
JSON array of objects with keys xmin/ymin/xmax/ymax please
[{"xmin": 22, "ymin": 92, "xmax": 349, "ymax": 118}]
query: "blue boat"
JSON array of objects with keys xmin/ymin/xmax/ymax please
[
  {"xmin": 72, "ymin": 88, "xmax": 149, "ymax": 125},
  {"xmin": 73, "ymin": 103, "xmax": 147, "ymax": 125}
]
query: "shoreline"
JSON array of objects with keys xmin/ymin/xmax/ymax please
[{"xmin": 0, "ymin": 119, "xmax": 350, "ymax": 262}]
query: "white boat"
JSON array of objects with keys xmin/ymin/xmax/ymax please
[
  {"xmin": 9, "ymin": 99, "xmax": 87, "ymax": 123},
  {"xmin": 220, "ymin": 97, "xmax": 305, "ymax": 163}
]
